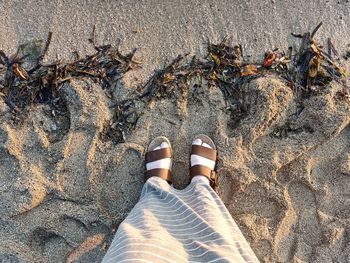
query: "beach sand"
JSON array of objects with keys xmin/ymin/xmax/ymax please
[{"xmin": 1, "ymin": 1, "xmax": 350, "ymax": 262}]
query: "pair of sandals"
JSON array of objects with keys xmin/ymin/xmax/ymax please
[{"xmin": 145, "ymin": 134, "xmax": 218, "ymax": 188}]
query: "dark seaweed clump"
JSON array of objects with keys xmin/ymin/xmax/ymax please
[{"xmin": 0, "ymin": 23, "xmax": 348, "ymax": 143}]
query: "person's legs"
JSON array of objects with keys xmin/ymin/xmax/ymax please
[
  {"xmin": 102, "ymin": 138, "xmax": 184, "ymax": 263},
  {"xmin": 102, "ymin": 136, "xmax": 260, "ymax": 263},
  {"xmin": 186, "ymin": 135, "xmax": 260, "ymax": 262}
]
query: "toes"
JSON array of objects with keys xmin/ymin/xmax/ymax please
[
  {"xmin": 202, "ymin": 142, "xmax": 212, "ymax": 149},
  {"xmin": 192, "ymin": 138, "xmax": 212, "ymax": 149},
  {"xmin": 193, "ymin": 139, "xmax": 202, "ymax": 145},
  {"xmin": 153, "ymin": 141, "xmax": 169, "ymax": 151},
  {"xmin": 160, "ymin": 142, "xmax": 169, "ymax": 148}
]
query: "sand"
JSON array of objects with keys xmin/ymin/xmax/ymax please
[{"xmin": 1, "ymin": 0, "xmax": 350, "ymax": 262}]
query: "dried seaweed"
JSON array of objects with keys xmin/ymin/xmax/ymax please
[
  {"xmin": 0, "ymin": 28, "xmax": 141, "ymax": 126},
  {"xmin": 100, "ymin": 99, "xmax": 141, "ymax": 144},
  {"xmin": 343, "ymin": 44, "xmax": 350, "ymax": 61},
  {"xmin": 0, "ymin": 23, "xmax": 348, "ymax": 144},
  {"xmin": 140, "ymin": 54, "xmax": 193, "ymax": 101},
  {"xmin": 270, "ymin": 121, "xmax": 314, "ymax": 139},
  {"xmin": 137, "ymin": 23, "xmax": 349, "ymax": 139},
  {"xmin": 139, "ymin": 22, "xmax": 348, "ymax": 115}
]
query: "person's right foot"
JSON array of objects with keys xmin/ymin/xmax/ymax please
[{"xmin": 190, "ymin": 134, "xmax": 218, "ymax": 188}]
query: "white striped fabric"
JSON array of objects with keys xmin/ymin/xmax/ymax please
[{"xmin": 102, "ymin": 176, "xmax": 260, "ymax": 263}]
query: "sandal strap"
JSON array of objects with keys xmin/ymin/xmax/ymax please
[
  {"xmin": 190, "ymin": 165, "xmax": 217, "ymax": 188},
  {"xmin": 191, "ymin": 145, "xmax": 217, "ymax": 161},
  {"xmin": 145, "ymin": 148, "xmax": 172, "ymax": 163},
  {"xmin": 145, "ymin": 169, "xmax": 172, "ymax": 184}
]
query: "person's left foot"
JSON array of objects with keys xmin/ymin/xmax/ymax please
[
  {"xmin": 145, "ymin": 137, "xmax": 173, "ymax": 184},
  {"xmin": 146, "ymin": 142, "xmax": 172, "ymax": 171}
]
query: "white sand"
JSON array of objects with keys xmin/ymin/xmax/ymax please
[
  {"xmin": 1, "ymin": 0, "xmax": 349, "ymax": 79},
  {"xmin": 1, "ymin": 1, "xmax": 350, "ymax": 262}
]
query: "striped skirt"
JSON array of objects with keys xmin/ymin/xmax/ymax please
[{"xmin": 102, "ymin": 176, "xmax": 260, "ymax": 263}]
